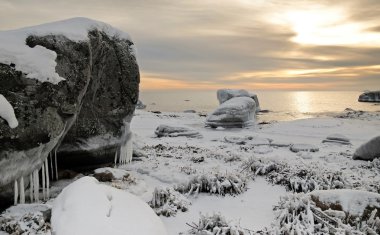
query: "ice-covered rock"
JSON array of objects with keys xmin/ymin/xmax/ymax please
[
  {"xmin": 0, "ymin": 18, "xmax": 139, "ymax": 204},
  {"xmin": 290, "ymin": 144, "xmax": 319, "ymax": 153},
  {"xmin": 51, "ymin": 177, "xmax": 167, "ymax": 235},
  {"xmin": 155, "ymin": 124, "xmax": 201, "ymax": 138},
  {"xmin": 205, "ymin": 97, "xmax": 256, "ymax": 128},
  {"xmin": 217, "ymin": 89, "xmax": 261, "ymax": 112},
  {"xmin": 136, "ymin": 100, "xmax": 146, "ymax": 109},
  {"xmin": 322, "ymin": 133, "xmax": 351, "ymax": 145},
  {"xmin": 353, "ymin": 136, "xmax": 380, "ymax": 160},
  {"xmin": 358, "ymin": 91, "xmax": 380, "ymax": 102},
  {"xmin": 310, "ymin": 189, "xmax": 380, "ymax": 221}
]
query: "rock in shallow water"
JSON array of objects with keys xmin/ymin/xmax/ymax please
[
  {"xmin": 217, "ymin": 89, "xmax": 261, "ymax": 112},
  {"xmin": 205, "ymin": 97, "xmax": 256, "ymax": 128},
  {"xmin": 353, "ymin": 136, "xmax": 380, "ymax": 160}
]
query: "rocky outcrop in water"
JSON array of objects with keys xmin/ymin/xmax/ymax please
[
  {"xmin": 358, "ymin": 91, "xmax": 380, "ymax": 102},
  {"xmin": 217, "ymin": 89, "xmax": 261, "ymax": 112},
  {"xmin": 0, "ymin": 18, "xmax": 139, "ymax": 205}
]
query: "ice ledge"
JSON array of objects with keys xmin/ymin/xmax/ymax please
[{"xmin": 0, "ymin": 17, "xmax": 133, "ymax": 84}]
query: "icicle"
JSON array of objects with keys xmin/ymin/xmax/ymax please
[
  {"xmin": 42, "ymin": 163, "xmax": 46, "ymax": 200},
  {"xmin": 29, "ymin": 174, "xmax": 33, "ymax": 202},
  {"xmin": 19, "ymin": 177, "xmax": 25, "ymax": 204},
  {"xmin": 54, "ymin": 148, "xmax": 58, "ymax": 180},
  {"xmin": 49, "ymin": 152, "xmax": 54, "ymax": 180},
  {"xmin": 126, "ymin": 133, "xmax": 133, "ymax": 164},
  {"xmin": 14, "ymin": 180, "xmax": 18, "ymax": 205},
  {"xmin": 33, "ymin": 169, "xmax": 39, "ymax": 202},
  {"xmin": 45, "ymin": 158, "xmax": 50, "ymax": 199},
  {"xmin": 114, "ymin": 149, "xmax": 118, "ymax": 166}
]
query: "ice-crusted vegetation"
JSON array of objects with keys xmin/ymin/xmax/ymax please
[
  {"xmin": 268, "ymin": 193, "xmax": 380, "ymax": 235},
  {"xmin": 149, "ymin": 187, "xmax": 191, "ymax": 217},
  {"xmin": 242, "ymin": 157, "xmax": 380, "ymax": 194},
  {"xmin": 185, "ymin": 213, "xmax": 253, "ymax": 235},
  {"xmin": 175, "ymin": 173, "xmax": 249, "ymax": 196}
]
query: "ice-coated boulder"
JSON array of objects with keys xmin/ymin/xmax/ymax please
[
  {"xmin": 322, "ymin": 134, "xmax": 351, "ymax": 145},
  {"xmin": 206, "ymin": 97, "xmax": 256, "ymax": 128},
  {"xmin": 0, "ymin": 18, "xmax": 139, "ymax": 204},
  {"xmin": 52, "ymin": 177, "xmax": 168, "ymax": 235},
  {"xmin": 290, "ymin": 144, "xmax": 319, "ymax": 153},
  {"xmin": 217, "ymin": 89, "xmax": 261, "ymax": 112},
  {"xmin": 358, "ymin": 91, "xmax": 380, "ymax": 102},
  {"xmin": 155, "ymin": 124, "xmax": 201, "ymax": 138},
  {"xmin": 353, "ymin": 136, "xmax": 380, "ymax": 160},
  {"xmin": 310, "ymin": 189, "xmax": 380, "ymax": 226},
  {"xmin": 136, "ymin": 100, "xmax": 146, "ymax": 109}
]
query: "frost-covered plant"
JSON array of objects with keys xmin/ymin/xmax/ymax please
[
  {"xmin": 149, "ymin": 187, "xmax": 191, "ymax": 217},
  {"xmin": 175, "ymin": 173, "xmax": 248, "ymax": 196},
  {"xmin": 242, "ymin": 158, "xmax": 348, "ymax": 193},
  {"xmin": 186, "ymin": 213, "xmax": 253, "ymax": 235},
  {"xmin": 0, "ymin": 212, "xmax": 50, "ymax": 235}
]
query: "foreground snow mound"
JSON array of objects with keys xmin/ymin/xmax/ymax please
[
  {"xmin": 51, "ymin": 176, "xmax": 167, "ymax": 235},
  {"xmin": 206, "ymin": 97, "xmax": 256, "ymax": 128}
]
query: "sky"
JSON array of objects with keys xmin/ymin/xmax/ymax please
[{"xmin": 1, "ymin": 0, "xmax": 380, "ymax": 91}]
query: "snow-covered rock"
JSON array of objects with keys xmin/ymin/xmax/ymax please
[
  {"xmin": 136, "ymin": 100, "xmax": 146, "ymax": 109},
  {"xmin": 217, "ymin": 89, "xmax": 261, "ymax": 112},
  {"xmin": 322, "ymin": 133, "xmax": 351, "ymax": 145},
  {"xmin": 353, "ymin": 136, "xmax": 380, "ymax": 160},
  {"xmin": 205, "ymin": 97, "xmax": 256, "ymax": 128},
  {"xmin": 51, "ymin": 176, "xmax": 167, "ymax": 235},
  {"xmin": 310, "ymin": 189, "xmax": 380, "ymax": 219},
  {"xmin": 358, "ymin": 90, "xmax": 380, "ymax": 102},
  {"xmin": 155, "ymin": 124, "xmax": 202, "ymax": 138},
  {"xmin": 290, "ymin": 144, "xmax": 319, "ymax": 153},
  {"xmin": 0, "ymin": 17, "xmax": 139, "ymax": 204}
]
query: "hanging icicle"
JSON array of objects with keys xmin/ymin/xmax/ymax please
[
  {"xmin": 49, "ymin": 152, "xmax": 54, "ymax": 180},
  {"xmin": 54, "ymin": 148, "xmax": 58, "ymax": 181},
  {"xmin": 19, "ymin": 177, "xmax": 25, "ymax": 204},
  {"xmin": 14, "ymin": 180, "xmax": 18, "ymax": 205},
  {"xmin": 42, "ymin": 163, "xmax": 46, "ymax": 200},
  {"xmin": 33, "ymin": 169, "xmax": 39, "ymax": 202},
  {"xmin": 29, "ymin": 174, "xmax": 33, "ymax": 203},
  {"xmin": 118, "ymin": 123, "xmax": 133, "ymax": 165},
  {"xmin": 45, "ymin": 158, "xmax": 50, "ymax": 199}
]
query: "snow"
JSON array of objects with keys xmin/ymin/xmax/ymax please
[
  {"xmin": 0, "ymin": 94, "xmax": 18, "ymax": 128},
  {"xmin": 0, "ymin": 17, "xmax": 132, "ymax": 84},
  {"xmin": 51, "ymin": 176, "xmax": 167, "ymax": 235}
]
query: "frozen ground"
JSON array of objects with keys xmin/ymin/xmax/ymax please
[{"xmin": 1, "ymin": 109, "xmax": 380, "ymax": 234}]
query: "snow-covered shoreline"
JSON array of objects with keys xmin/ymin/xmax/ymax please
[{"xmin": 1, "ymin": 109, "xmax": 380, "ymax": 234}]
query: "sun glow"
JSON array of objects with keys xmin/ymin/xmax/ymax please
[{"xmin": 276, "ymin": 7, "xmax": 380, "ymax": 46}]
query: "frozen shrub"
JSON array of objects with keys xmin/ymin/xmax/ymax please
[
  {"xmin": 186, "ymin": 213, "xmax": 253, "ymax": 235},
  {"xmin": 149, "ymin": 187, "xmax": 191, "ymax": 217},
  {"xmin": 175, "ymin": 173, "xmax": 248, "ymax": 196}
]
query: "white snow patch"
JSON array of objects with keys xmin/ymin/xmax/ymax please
[
  {"xmin": 0, "ymin": 94, "xmax": 18, "ymax": 128},
  {"xmin": 0, "ymin": 17, "xmax": 132, "ymax": 84},
  {"xmin": 51, "ymin": 176, "xmax": 167, "ymax": 235}
]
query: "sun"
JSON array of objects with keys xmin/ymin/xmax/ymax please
[{"xmin": 275, "ymin": 6, "xmax": 380, "ymax": 47}]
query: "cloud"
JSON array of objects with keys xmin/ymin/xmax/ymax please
[{"xmin": 0, "ymin": 0, "xmax": 379, "ymax": 90}]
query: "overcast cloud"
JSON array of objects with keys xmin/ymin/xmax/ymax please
[{"xmin": 1, "ymin": 0, "xmax": 379, "ymax": 90}]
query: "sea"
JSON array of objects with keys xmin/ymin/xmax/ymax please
[{"xmin": 139, "ymin": 90, "xmax": 380, "ymax": 122}]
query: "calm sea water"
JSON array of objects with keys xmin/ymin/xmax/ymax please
[{"xmin": 139, "ymin": 91, "xmax": 380, "ymax": 121}]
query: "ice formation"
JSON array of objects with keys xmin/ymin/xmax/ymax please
[
  {"xmin": 0, "ymin": 94, "xmax": 18, "ymax": 128},
  {"xmin": 115, "ymin": 123, "xmax": 133, "ymax": 165}
]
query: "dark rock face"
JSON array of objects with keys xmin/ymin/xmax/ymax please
[
  {"xmin": 58, "ymin": 30, "xmax": 139, "ymax": 168},
  {"xmin": 0, "ymin": 29, "xmax": 139, "ymax": 195}
]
